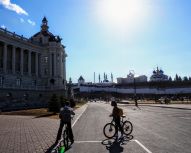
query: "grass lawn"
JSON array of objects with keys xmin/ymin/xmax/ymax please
[{"xmin": 0, "ymin": 101, "xmax": 87, "ymax": 119}]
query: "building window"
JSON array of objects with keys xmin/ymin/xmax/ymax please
[
  {"xmin": 44, "ymin": 68, "xmax": 48, "ymax": 75},
  {"xmin": 39, "ymin": 37, "xmax": 42, "ymax": 43},
  {"xmin": 0, "ymin": 76, "xmax": 3, "ymax": 85},
  {"xmin": 32, "ymin": 80, "xmax": 37, "ymax": 86},
  {"xmin": 16, "ymin": 78, "xmax": 21, "ymax": 86},
  {"xmin": 45, "ymin": 56, "xmax": 48, "ymax": 63},
  {"xmin": 62, "ymin": 55, "xmax": 64, "ymax": 63}
]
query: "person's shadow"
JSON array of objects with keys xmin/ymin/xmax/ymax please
[
  {"xmin": 45, "ymin": 140, "xmax": 72, "ymax": 153},
  {"xmin": 44, "ymin": 142, "xmax": 58, "ymax": 153},
  {"xmin": 102, "ymin": 135, "xmax": 134, "ymax": 153}
]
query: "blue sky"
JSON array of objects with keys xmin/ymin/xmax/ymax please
[{"xmin": 0, "ymin": 0, "xmax": 191, "ymax": 83}]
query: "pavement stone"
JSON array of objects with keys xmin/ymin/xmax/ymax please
[{"xmin": 0, "ymin": 104, "xmax": 88, "ymax": 153}]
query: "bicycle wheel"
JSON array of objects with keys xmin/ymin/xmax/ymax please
[
  {"xmin": 63, "ymin": 130, "xmax": 69, "ymax": 149},
  {"xmin": 122, "ymin": 121, "xmax": 133, "ymax": 135},
  {"xmin": 103, "ymin": 123, "xmax": 116, "ymax": 138}
]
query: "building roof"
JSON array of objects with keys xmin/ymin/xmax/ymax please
[{"xmin": 78, "ymin": 76, "xmax": 84, "ymax": 81}]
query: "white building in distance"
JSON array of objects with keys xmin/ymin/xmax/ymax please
[
  {"xmin": 150, "ymin": 67, "xmax": 168, "ymax": 82},
  {"xmin": 117, "ymin": 72, "xmax": 147, "ymax": 84}
]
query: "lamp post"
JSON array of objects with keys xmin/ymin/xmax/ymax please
[{"xmin": 130, "ymin": 70, "xmax": 138, "ymax": 107}]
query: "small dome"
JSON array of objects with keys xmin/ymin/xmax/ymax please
[
  {"xmin": 42, "ymin": 17, "xmax": 47, "ymax": 22},
  {"xmin": 78, "ymin": 76, "xmax": 84, "ymax": 81}
]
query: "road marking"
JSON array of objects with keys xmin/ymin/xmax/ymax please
[
  {"xmin": 133, "ymin": 139, "xmax": 152, "ymax": 153},
  {"xmin": 75, "ymin": 140, "xmax": 102, "ymax": 143},
  {"xmin": 72, "ymin": 104, "xmax": 88, "ymax": 127},
  {"xmin": 179, "ymin": 117, "xmax": 191, "ymax": 120}
]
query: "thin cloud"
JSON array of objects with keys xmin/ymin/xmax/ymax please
[
  {"xmin": 27, "ymin": 19, "xmax": 36, "ymax": 26},
  {"xmin": 20, "ymin": 18, "xmax": 24, "ymax": 23},
  {"xmin": 0, "ymin": 0, "xmax": 28, "ymax": 15},
  {"xmin": 1, "ymin": 25, "xmax": 6, "ymax": 29}
]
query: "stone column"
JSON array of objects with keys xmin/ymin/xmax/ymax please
[
  {"xmin": 28, "ymin": 50, "xmax": 31, "ymax": 76},
  {"xmin": 54, "ymin": 53, "xmax": 57, "ymax": 77},
  {"xmin": 20, "ymin": 48, "xmax": 23, "ymax": 75},
  {"xmin": 38, "ymin": 53, "xmax": 41, "ymax": 76},
  {"xmin": 35, "ymin": 52, "xmax": 38, "ymax": 77},
  {"xmin": 3, "ymin": 42, "xmax": 7, "ymax": 73},
  {"xmin": 12, "ymin": 46, "xmax": 16, "ymax": 74}
]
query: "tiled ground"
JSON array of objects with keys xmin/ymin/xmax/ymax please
[
  {"xmin": 0, "ymin": 105, "xmax": 87, "ymax": 153},
  {"xmin": 0, "ymin": 115, "xmax": 59, "ymax": 153}
]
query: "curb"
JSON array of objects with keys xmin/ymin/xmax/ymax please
[{"xmin": 140, "ymin": 104, "xmax": 191, "ymax": 110}]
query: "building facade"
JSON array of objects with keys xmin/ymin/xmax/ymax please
[
  {"xmin": 150, "ymin": 67, "xmax": 168, "ymax": 82},
  {"xmin": 0, "ymin": 17, "xmax": 67, "ymax": 103},
  {"xmin": 117, "ymin": 72, "xmax": 147, "ymax": 84}
]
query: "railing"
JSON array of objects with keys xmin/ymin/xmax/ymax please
[
  {"xmin": 0, "ymin": 27, "xmax": 42, "ymax": 46},
  {"xmin": 0, "ymin": 84, "xmax": 66, "ymax": 91}
]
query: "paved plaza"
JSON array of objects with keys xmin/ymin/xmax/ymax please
[
  {"xmin": 0, "ymin": 105, "xmax": 87, "ymax": 153},
  {"xmin": 0, "ymin": 103, "xmax": 191, "ymax": 153}
]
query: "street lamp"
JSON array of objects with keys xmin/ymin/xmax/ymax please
[{"xmin": 130, "ymin": 70, "xmax": 138, "ymax": 107}]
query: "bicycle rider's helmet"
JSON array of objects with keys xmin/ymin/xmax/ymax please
[{"xmin": 111, "ymin": 101, "xmax": 117, "ymax": 106}]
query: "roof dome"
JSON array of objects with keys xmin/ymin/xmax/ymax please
[{"xmin": 78, "ymin": 76, "xmax": 84, "ymax": 81}]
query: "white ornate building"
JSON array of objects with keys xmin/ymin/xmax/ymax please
[
  {"xmin": 0, "ymin": 17, "xmax": 67, "ymax": 102},
  {"xmin": 117, "ymin": 72, "xmax": 147, "ymax": 84},
  {"xmin": 150, "ymin": 67, "xmax": 168, "ymax": 82}
]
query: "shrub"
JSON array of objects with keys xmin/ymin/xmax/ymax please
[{"xmin": 48, "ymin": 94, "xmax": 60, "ymax": 113}]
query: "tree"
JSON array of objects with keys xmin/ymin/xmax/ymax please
[
  {"xmin": 50, "ymin": 78, "xmax": 55, "ymax": 85},
  {"xmin": 178, "ymin": 76, "xmax": 182, "ymax": 82},
  {"xmin": 48, "ymin": 94, "xmax": 60, "ymax": 113},
  {"xmin": 168, "ymin": 76, "xmax": 172, "ymax": 81},
  {"xmin": 183, "ymin": 76, "xmax": 188, "ymax": 82},
  {"xmin": 174, "ymin": 74, "xmax": 179, "ymax": 81},
  {"xmin": 189, "ymin": 77, "xmax": 191, "ymax": 82}
]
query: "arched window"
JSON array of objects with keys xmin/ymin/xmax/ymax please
[
  {"xmin": 39, "ymin": 37, "xmax": 42, "ymax": 43},
  {"xmin": 16, "ymin": 78, "xmax": 21, "ymax": 86},
  {"xmin": 0, "ymin": 76, "xmax": 3, "ymax": 85}
]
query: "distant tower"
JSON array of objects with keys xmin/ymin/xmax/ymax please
[
  {"xmin": 104, "ymin": 72, "xmax": 106, "ymax": 81},
  {"xmin": 98, "ymin": 74, "xmax": 101, "ymax": 83},
  {"xmin": 41, "ymin": 17, "xmax": 49, "ymax": 32},
  {"xmin": 111, "ymin": 73, "xmax": 113, "ymax": 82},
  {"xmin": 69, "ymin": 77, "xmax": 72, "ymax": 84},
  {"xmin": 94, "ymin": 72, "xmax": 95, "ymax": 83}
]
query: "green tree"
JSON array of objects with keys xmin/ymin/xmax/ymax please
[
  {"xmin": 183, "ymin": 76, "xmax": 188, "ymax": 82},
  {"xmin": 168, "ymin": 76, "xmax": 172, "ymax": 81},
  {"xmin": 48, "ymin": 94, "xmax": 60, "ymax": 113},
  {"xmin": 60, "ymin": 95, "xmax": 68, "ymax": 107}
]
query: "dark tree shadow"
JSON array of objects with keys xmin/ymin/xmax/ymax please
[
  {"xmin": 34, "ymin": 113, "xmax": 56, "ymax": 118},
  {"xmin": 102, "ymin": 135, "xmax": 134, "ymax": 153}
]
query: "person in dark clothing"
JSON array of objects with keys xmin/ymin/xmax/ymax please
[
  {"xmin": 55, "ymin": 102, "xmax": 75, "ymax": 144},
  {"xmin": 110, "ymin": 101, "xmax": 123, "ymax": 137}
]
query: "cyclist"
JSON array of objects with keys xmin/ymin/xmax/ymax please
[
  {"xmin": 110, "ymin": 101, "xmax": 123, "ymax": 137},
  {"xmin": 55, "ymin": 101, "xmax": 75, "ymax": 144}
]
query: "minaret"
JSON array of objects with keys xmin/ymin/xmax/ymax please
[
  {"xmin": 94, "ymin": 72, "xmax": 95, "ymax": 83},
  {"xmin": 41, "ymin": 17, "xmax": 49, "ymax": 32},
  {"xmin": 111, "ymin": 73, "xmax": 113, "ymax": 82},
  {"xmin": 98, "ymin": 74, "xmax": 101, "ymax": 83}
]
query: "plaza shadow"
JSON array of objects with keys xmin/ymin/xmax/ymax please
[{"xmin": 102, "ymin": 135, "xmax": 134, "ymax": 153}]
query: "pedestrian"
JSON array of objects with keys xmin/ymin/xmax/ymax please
[{"xmin": 55, "ymin": 101, "xmax": 75, "ymax": 144}]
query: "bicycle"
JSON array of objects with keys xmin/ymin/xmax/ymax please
[
  {"xmin": 103, "ymin": 115, "xmax": 133, "ymax": 138},
  {"xmin": 51, "ymin": 124, "xmax": 70, "ymax": 153},
  {"xmin": 51, "ymin": 115, "xmax": 74, "ymax": 153},
  {"xmin": 63, "ymin": 123, "xmax": 71, "ymax": 149}
]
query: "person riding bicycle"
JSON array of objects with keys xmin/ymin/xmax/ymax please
[
  {"xmin": 110, "ymin": 101, "xmax": 123, "ymax": 136},
  {"xmin": 55, "ymin": 101, "xmax": 75, "ymax": 144}
]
